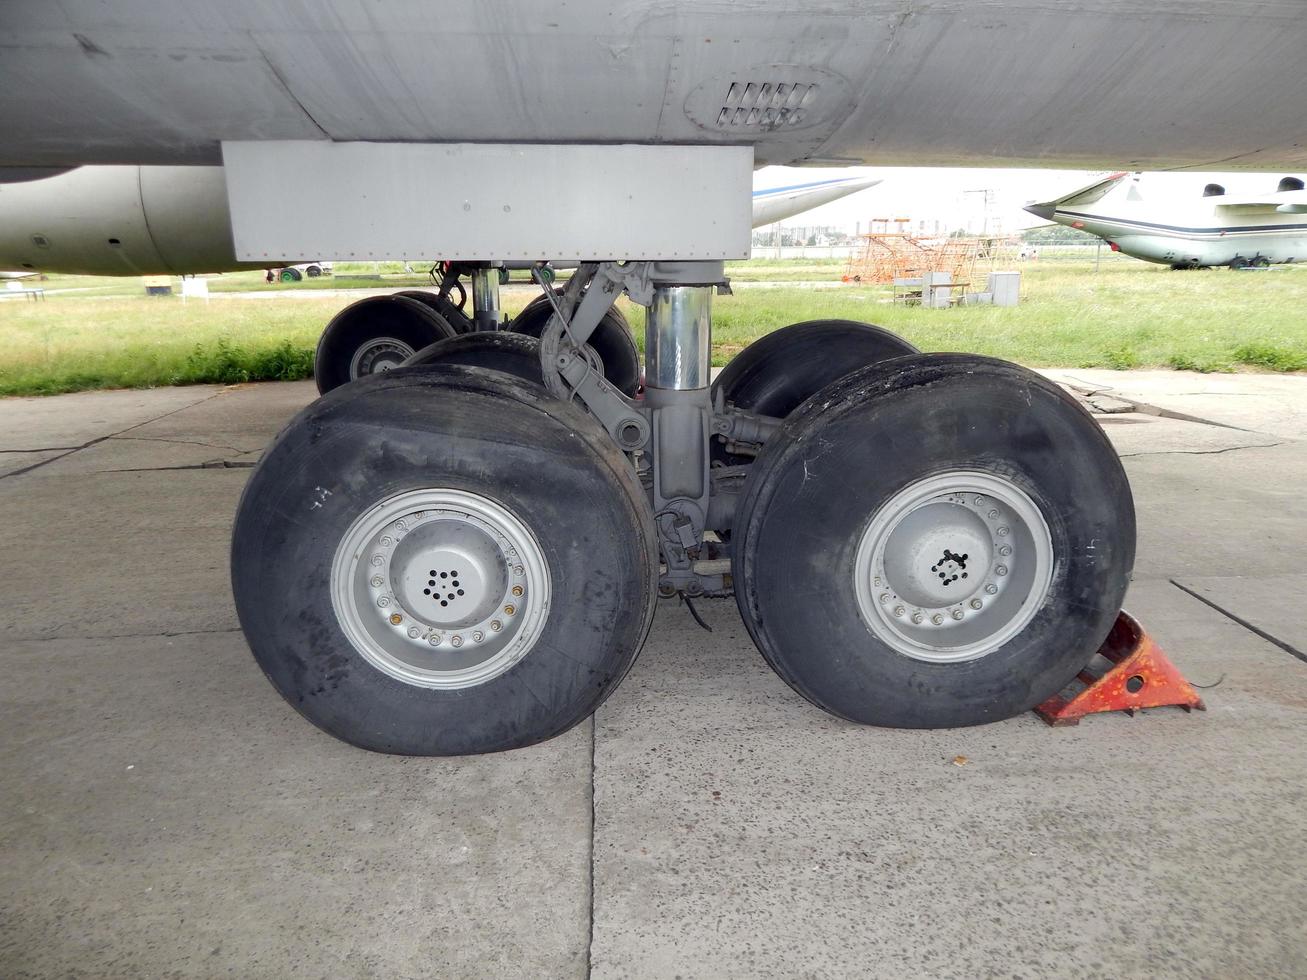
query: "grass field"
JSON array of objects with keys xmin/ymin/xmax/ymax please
[{"xmin": 1, "ymin": 257, "xmax": 1304, "ymax": 396}]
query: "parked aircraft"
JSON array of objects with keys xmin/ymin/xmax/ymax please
[
  {"xmin": 1025, "ymin": 173, "xmax": 1307, "ymax": 269},
  {"xmin": 3, "ymin": 1, "xmax": 1304, "ymax": 758}
]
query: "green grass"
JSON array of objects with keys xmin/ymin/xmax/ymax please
[{"xmin": 2, "ymin": 259, "xmax": 1304, "ymax": 396}]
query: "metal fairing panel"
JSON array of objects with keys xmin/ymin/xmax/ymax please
[
  {"xmin": 222, "ymin": 142, "xmax": 753, "ymax": 261},
  {"xmin": 2, "ymin": 1, "xmax": 1306, "ymax": 171}
]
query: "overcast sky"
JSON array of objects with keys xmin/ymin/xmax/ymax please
[{"xmin": 756, "ymin": 166, "xmax": 1305, "ymax": 236}]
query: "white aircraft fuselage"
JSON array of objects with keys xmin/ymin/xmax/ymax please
[{"xmin": 1027, "ymin": 174, "xmax": 1307, "ymax": 269}]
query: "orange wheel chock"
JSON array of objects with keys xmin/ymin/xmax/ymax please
[{"xmin": 1034, "ymin": 611, "xmax": 1206, "ymax": 727}]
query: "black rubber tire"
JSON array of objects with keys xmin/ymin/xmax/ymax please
[
  {"xmin": 394, "ymin": 289, "xmax": 474, "ymax": 333},
  {"xmin": 231, "ymin": 365, "xmax": 659, "ymax": 755},
  {"xmin": 711, "ymin": 319, "xmax": 919, "ymax": 463},
  {"xmin": 733, "ymin": 353, "xmax": 1135, "ymax": 729},
  {"xmin": 403, "ymin": 331, "xmax": 545, "ymax": 385},
  {"xmin": 279, "ymin": 267, "xmax": 302, "ymax": 282},
  {"xmin": 314, "ymin": 295, "xmax": 458, "ymax": 394},
  {"xmin": 1251, "ymin": 256, "xmax": 1271, "ymax": 268},
  {"xmin": 1229, "ymin": 257, "xmax": 1250, "ymax": 270},
  {"xmin": 305, "ymin": 265, "xmax": 323, "ymax": 278},
  {"xmin": 511, "ymin": 292, "xmax": 640, "ymax": 397}
]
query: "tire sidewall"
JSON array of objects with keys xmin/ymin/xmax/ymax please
[
  {"xmin": 233, "ymin": 368, "xmax": 657, "ymax": 754},
  {"xmin": 736, "ymin": 354, "xmax": 1135, "ymax": 728}
]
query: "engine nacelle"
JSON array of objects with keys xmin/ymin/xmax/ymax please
[{"xmin": 0, "ymin": 166, "xmax": 262, "ymax": 275}]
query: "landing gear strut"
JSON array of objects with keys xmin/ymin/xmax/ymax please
[{"xmin": 234, "ymin": 257, "xmax": 1136, "ymax": 753}]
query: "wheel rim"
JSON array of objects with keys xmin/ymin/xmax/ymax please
[
  {"xmin": 349, "ymin": 337, "xmax": 416, "ymax": 379},
  {"xmin": 853, "ymin": 471, "xmax": 1053, "ymax": 663},
  {"xmin": 331, "ymin": 488, "xmax": 551, "ymax": 689}
]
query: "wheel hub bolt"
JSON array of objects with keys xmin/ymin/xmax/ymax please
[
  {"xmin": 893, "ymin": 605, "xmax": 905, "ymax": 618},
  {"xmin": 951, "ymin": 609, "xmax": 964, "ymax": 621},
  {"xmin": 969, "ymin": 599, "xmax": 983, "ymax": 610},
  {"xmin": 999, "ymin": 545, "xmax": 1012, "ymax": 556},
  {"xmin": 514, "ymin": 565, "xmax": 524, "ymax": 576},
  {"xmin": 381, "ymin": 536, "xmax": 393, "ymax": 547},
  {"xmin": 504, "ymin": 604, "xmax": 516, "ymax": 616},
  {"xmin": 389, "ymin": 612, "xmax": 403, "ymax": 625},
  {"xmin": 451, "ymin": 635, "xmax": 464, "ymax": 648},
  {"xmin": 473, "ymin": 631, "xmax": 484, "ymax": 642},
  {"xmin": 931, "ymin": 613, "xmax": 944, "ymax": 625},
  {"xmin": 879, "ymin": 593, "xmax": 890, "ymax": 605},
  {"xmin": 988, "ymin": 509, "xmax": 999, "ymax": 519},
  {"xmin": 997, "ymin": 526, "xmax": 1010, "ymax": 537},
  {"xmin": 985, "ymin": 584, "xmax": 998, "ymax": 595},
  {"xmin": 428, "ymin": 634, "xmax": 442, "ymax": 646},
  {"xmin": 370, "ymin": 555, "xmax": 384, "ymax": 567},
  {"xmin": 490, "ymin": 620, "xmax": 502, "ymax": 632},
  {"xmin": 996, "ymin": 564, "xmax": 1008, "ymax": 577},
  {"xmin": 407, "ymin": 626, "xmax": 420, "ymax": 638},
  {"xmin": 910, "ymin": 612, "xmax": 924, "ymax": 624},
  {"xmin": 371, "ymin": 576, "xmax": 384, "ymax": 587},
  {"xmin": 512, "ymin": 585, "xmax": 524, "ymax": 597}
]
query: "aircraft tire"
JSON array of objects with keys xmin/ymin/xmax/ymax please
[
  {"xmin": 314, "ymin": 295, "xmax": 458, "ymax": 394},
  {"xmin": 231, "ymin": 365, "xmax": 658, "ymax": 755},
  {"xmin": 511, "ymin": 293, "xmax": 640, "ymax": 396},
  {"xmin": 1229, "ymin": 257, "xmax": 1250, "ymax": 270},
  {"xmin": 394, "ymin": 289, "xmax": 474, "ymax": 333},
  {"xmin": 710, "ymin": 319, "xmax": 918, "ymax": 464},
  {"xmin": 279, "ymin": 267, "xmax": 302, "ymax": 282},
  {"xmin": 403, "ymin": 330, "xmax": 545, "ymax": 385},
  {"xmin": 732, "ymin": 353, "xmax": 1135, "ymax": 729}
]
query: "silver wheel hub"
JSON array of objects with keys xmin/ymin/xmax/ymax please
[
  {"xmin": 331, "ymin": 489, "xmax": 550, "ymax": 689},
  {"xmin": 350, "ymin": 337, "xmax": 416, "ymax": 378},
  {"xmin": 853, "ymin": 471, "xmax": 1053, "ymax": 663}
]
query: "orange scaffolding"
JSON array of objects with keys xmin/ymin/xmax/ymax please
[{"xmin": 843, "ymin": 224, "xmax": 1003, "ymax": 286}]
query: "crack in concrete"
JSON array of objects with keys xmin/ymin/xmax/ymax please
[
  {"xmin": 1170, "ymin": 579, "xmax": 1306, "ymax": 665},
  {"xmin": 112, "ymin": 435, "xmax": 255, "ymax": 455},
  {"xmin": 585, "ymin": 715, "xmax": 597, "ymax": 980},
  {"xmin": 1120, "ymin": 442, "xmax": 1284, "ymax": 459},
  {"xmin": 12, "ymin": 627, "xmax": 242, "ymax": 643},
  {"xmin": 0, "ymin": 446, "xmax": 83, "ymax": 453},
  {"xmin": 0, "ymin": 390, "xmax": 229, "ymax": 482}
]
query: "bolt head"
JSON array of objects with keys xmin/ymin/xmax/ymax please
[
  {"xmin": 931, "ymin": 613, "xmax": 945, "ymax": 625},
  {"xmin": 407, "ymin": 626, "xmax": 420, "ymax": 638},
  {"xmin": 988, "ymin": 509, "xmax": 999, "ymax": 519},
  {"xmin": 996, "ymin": 564, "xmax": 1008, "ymax": 577},
  {"xmin": 428, "ymin": 634, "xmax": 442, "ymax": 646},
  {"xmin": 879, "ymin": 592, "xmax": 890, "ymax": 605},
  {"xmin": 910, "ymin": 612, "xmax": 924, "ymax": 624},
  {"xmin": 504, "ymin": 604, "xmax": 516, "ymax": 616},
  {"xmin": 511, "ymin": 585, "xmax": 524, "ymax": 597},
  {"xmin": 380, "ymin": 536, "xmax": 393, "ymax": 547},
  {"xmin": 951, "ymin": 609, "xmax": 965, "ymax": 621},
  {"xmin": 969, "ymin": 598, "xmax": 983, "ymax": 610},
  {"xmin": 451, "ymin": 635, "xmax": 464, "ymax": 648},
  {"xmin": 371, "ymin": 576, "xmax": 384, "ymax": 587},
  {"xmin": 370, "ymin": 555, "xmax": 384, "ymax": 567},
  {"xmin": 999, "ymin": 545, "xmax": 1012, "ymax": 556},
  {"xmin": 997, "ymin": 526, "xmax": 1010, "ymax": 537},
  {"xmin": 389, "ymin": 613, "xmax": 403, "ymax": 625},
  {"xmin": 893, "ymin": 605, "xmax": 905, "ymax": 618},
  {"xmin": 985, "ymin": 584, "xmax": 998, "ymax": 595},
  {"xmin": 473, "ymin": 631, "xmax": 484, "ymax": 642},
  {"xmin": 514, "ymin": 565, "xmax": 525, "ymax": 576},
  {"xmin": 490, "ymin": 620, "xmax": 502, "ymax": 632},
  {"xmin": 377, "ymin": 597, "xmax": 390, "ymax": 608}
]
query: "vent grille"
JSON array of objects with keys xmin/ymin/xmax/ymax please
[{"xmin": 715, "ymin": 81, "xmax": 817, "ymax": 128}]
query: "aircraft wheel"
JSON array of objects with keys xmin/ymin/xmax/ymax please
[
  {"xmin": 1251, "ymin": 256, "xmax": 1271, "ymax": 268},
  {"xmin": 394, "ymin": 289, "xmax": 474, "ymax": 333},
  {"xmin": 305, "ymin": 264, "xmax": 323, "ymax": 278},
  {"xmin": 711, "ymin": 319, "xmax": 918, "ymax": 463},
  {"xmin": 314, "ymin": 295, "xmax": 458, "ymax": 394},
  {"xmin": 511, "ymin": 293, "xmax": 640, "ymax": 396},
  {"xmin": 231, "ymin": 365, "xmax": 658, "ymax": 755},
  {"xmin": 279, "ymin": 267, "xmax": 303, "ymax": 282},
  {"xmin": 1229, "ymin": 257, "xmax": 1250, "ymax": 270},
  {"xmin": 403, "ymin": 330, "xmax": 545, "ymax": 385},
  {"xmin": 733, "ymin": 353, "xmax": 1135, "ymax": 729}
]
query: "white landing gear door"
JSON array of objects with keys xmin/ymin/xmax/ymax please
[{"xmin": 222, "ymin": 141, "xmax": 753, "ymax": 264}]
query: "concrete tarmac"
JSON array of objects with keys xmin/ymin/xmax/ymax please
[{"xmin": 1, "ymin": 370, "xmax": 1305, "ymax": 979}]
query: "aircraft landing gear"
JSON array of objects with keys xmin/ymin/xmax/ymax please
[{"xmin": 233, "ymin": 258, "xmax": 1136, "ymax": 754}]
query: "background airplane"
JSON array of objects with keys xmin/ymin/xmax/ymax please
[{"xmin": 1026, "ymin": 173, "xmax": 1307, "ymax": 269}]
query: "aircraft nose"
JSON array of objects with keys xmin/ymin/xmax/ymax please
[{"xmin": 1024, "ymin": 202, "xmax": 1056, "ymax": 221}]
